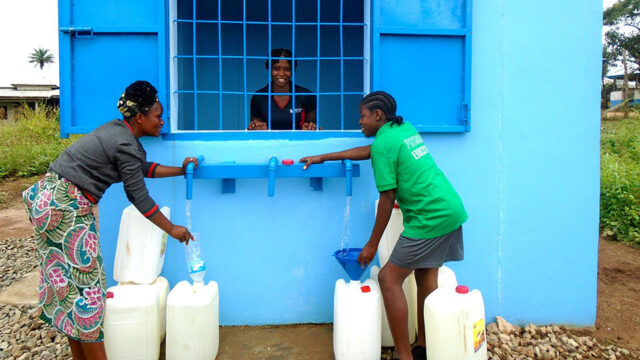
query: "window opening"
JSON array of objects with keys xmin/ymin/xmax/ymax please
[{"xmin": 170, "ymin": 0, "xmax": 369, "ymax": 132}]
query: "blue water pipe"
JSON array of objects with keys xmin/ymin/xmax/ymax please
[
  {"xmin": 267, "ymin": 156, "xmax": 278, "ymax": 197},
  {"xmin": 185, "ymin": 155, "xmax": 205, "ymax": 200},
  {"xmin": 344, "ymin": 159, "xmax": 353, "ymax": 197}
]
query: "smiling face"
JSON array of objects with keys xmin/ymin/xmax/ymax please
[
  {"xmin": 136, "ymin": 102, "xmax": 164, "ymax": 137},
  {"xmin": 359, "ymin": 105, "xmax": 385, "ymax": 137},
  {"xmin": 271, "ymin": 59, "xmax": 292, "ymax": 90}
]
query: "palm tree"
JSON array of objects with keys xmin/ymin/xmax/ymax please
[{"xmin": 28, "ymin": 48, "xmax": 55, "ymax": 70}]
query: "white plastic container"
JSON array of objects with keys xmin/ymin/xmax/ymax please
[
  {"xmin": 375, "ymin": 200, "xmax": 404, "ymax": 267},
  {"xmin": 118, "ymin": 276, "xmax": 170, "ymax": 342},
  {"xmin": 154, "ymin": 276, "xmax": 170, "ymax": 342},
  {"xmin": 369, "ymin": 265, "xmax": 417, "ymax": 347},
  {"xmin": 104, "ymin": 284, "xmax": 161, "ymax": 360},
  {"xmin": 370, "ymin": 265, "xmax": 456, "ymax": 347},
  {"xmin": 113, "ymin": 204, "xmax": 170, "ymax": 284},
  {"xmin": 424, "ymin": 285, "xmax": 488, "ymax": 360},
  {"xmin": 166, "ymin": 280, "xmax": 220, "ymax": 360},
  {"xmin": 438, "ymin": 265, "xmax": 458, "ymax": 289},
  {"xmin": 333, "ymin": 279, "xmax": 381, "ymax": 360}
]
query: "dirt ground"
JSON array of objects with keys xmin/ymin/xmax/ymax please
[
  {"xmin": 587, "ymin": 235, "xmax": 640, "ymax": 355},
  {"xmin": 1, "ymin": 177, "xmax": 640, "ymax": 358}
]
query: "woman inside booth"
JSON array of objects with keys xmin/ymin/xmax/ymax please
[{"xmin": 248, "ymin": 48, "xmax": 318, "ymax": 130}]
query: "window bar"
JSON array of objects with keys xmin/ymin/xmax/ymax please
[
  {"xmin": 316, "ymin": 0, "xmax": 321, "ymax": 129},
  {"xmin": 268, "ymin": 0, "xmax": 272, "ymax": 130},
  {"xmin": 176, "ymin": 90, "xmax": 363, "ymax": 95},
  {"xmin": 243, "ymin": 0, "xmax": 247, "ymax": 130},
  {"xmin": 176, "ymin": 55, "xmax": 364, "ymax": 60},
  {"xmin": 218, "ymin": 0, "xmax": 223, "ymax": 130},
  {"xmin": 192, "ymin": 0, "xmax": 198, "ymax": 130},
  {"xmin": 291, "ymin": 0, "xmax": 296, "ymax": 130},
  {"xmin": 175, "ymin": 19, "xmax": 366, "ymax": 26},
  {"xmin": 340, "ymin": 0, "xmax": 344, "ymax": 130}
]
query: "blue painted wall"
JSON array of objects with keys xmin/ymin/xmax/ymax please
[{"xmin": 90, "ymin": 0, "xmax": 602, "ymax": 326}]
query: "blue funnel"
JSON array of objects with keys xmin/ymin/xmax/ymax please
[{"xmin": 334, "ymin": 248, "xmax": 369, "ymax": 281}]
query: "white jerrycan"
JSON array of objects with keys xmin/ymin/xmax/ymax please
[
  {"xmin": 374, "ymin": 200, "xmax": 418, "ymax": 345},
  {"xmin": 118, "ymin": 276, "xmax": 170, "ymax": 342},
  {"xmin": 437, "ymin": 265, "xmax": 458, "ymax": 289},
  {"xmin": 104, "ymin": 283, "xmax": 161, "ymax": 360},
  {"xmin": 424, "ymin": 285, "xmax": 488, "ymax": 360},
  {"xmin": 113, "ymin": 205, "xmax": 170, "ymax": 284},
  {"xmin": 333, "ymin": 279, "xmax": 381, "ymax": 360},
  {"xmin": 369, "ymin": 265, "xmax": 417, "ymax": 347},
  {"xmin": 370, "ymin": 265, "xmax": 457, "ymax": 347},
  {"xmin": 376, "ymin": 200, "xmax": 404, "ymax": 266},
  {"xmin": 153, "ymin": 276, "xmax": 170, "ymax": 342},
  {"xmin": 166, "ymin": 280, "xmax": 220, "ymax": 360}
]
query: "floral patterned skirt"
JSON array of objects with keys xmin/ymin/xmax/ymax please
[{"xmin": 22, "ymin": 172, "xmax": 106, "ymax": 342}]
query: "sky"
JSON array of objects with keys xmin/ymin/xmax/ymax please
[
  {"xmin": 0, "ymin": 0, "xmax": 59, "ymax": 86},
  {"xmin": 0, "ymin": 0, "xmax": 622, "ymax": 85}
]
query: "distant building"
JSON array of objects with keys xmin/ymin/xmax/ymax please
[
  {"xmin": 0, "ymin": 78, "xmax": 59, "ymax": 120},
  {"xmin": 606, "ymin": 73, "xmax": 640, "ymax": 107}
]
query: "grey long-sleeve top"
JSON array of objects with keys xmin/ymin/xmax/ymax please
[{"xmin": 49, "ymin": 119, "xmax": 161, "ymax": 218}]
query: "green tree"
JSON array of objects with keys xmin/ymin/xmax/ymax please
[{"xmin": 28, "ymin": 48, "xmax": 55, "ymax": 70}]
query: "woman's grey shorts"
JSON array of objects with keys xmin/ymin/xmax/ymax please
[{"xmin": 388, "ymin": 226, "xmax": 464, "ymax": 269}]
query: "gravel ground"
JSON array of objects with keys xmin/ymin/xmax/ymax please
[
  {"xmin": 0, "ymin": 304, "xmax": 71, "ymax": 360},
  {"xmin": 485, "ymin": 316, "xmax": 636, "ymax": 360},
  {"xmin": 0, "ymin": 236, "xmax": 38, "ymax": 290},
  {"xmin": 0, "ymin": 236, "xmax": 71, "ymax": 360}
]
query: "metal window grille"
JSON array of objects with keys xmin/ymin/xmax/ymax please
[{"xmin": 170, "ymin": 0, "xmax": 369, "ymax": 132}]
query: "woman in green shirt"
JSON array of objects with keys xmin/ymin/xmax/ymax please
[{"xmin": 300, "ymin": 91, "xmax": 467, "ymax": 360}]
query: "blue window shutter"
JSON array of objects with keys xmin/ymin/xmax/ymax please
[
  {"xmin": 372, "ymin": 0, "xmax": 471, "ymax": 132},
  {"xmin": 58, "ymin": 0, "xmax": 168, "ymax": 137}
]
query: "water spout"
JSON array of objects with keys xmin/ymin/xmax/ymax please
[
  {"xmin": 267, "ymin": 156, "xmax": 278, "ymax": 197},
  {"xmin": 344, "ymin": 159, "xmax": 353, "ymax": 197},
  {"xmin": 185, "ymin": 155, "xmax": 205, "ymax": 200}
]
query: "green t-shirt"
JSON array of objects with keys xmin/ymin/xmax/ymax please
[{"xmin": 371, "ymin": 121, "xmax": 467, "ymax": 239}]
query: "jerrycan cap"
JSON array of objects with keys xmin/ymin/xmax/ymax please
[
  {"xmin": 360, "ymin": 285, "xmax": 371, "ymax": 293},
  {"xmin": 456, "ymin": 285, "xmax": 469, "ymax": 294},
  {"xmin": 282, "ymin": 159, "xmax": 294, "ymax": 165},
  {"xmin": 106, "ymin": 291, "xmax": 114, "ymax": 299}
]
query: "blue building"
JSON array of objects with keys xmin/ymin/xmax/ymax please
[{"xmin": 57, "ymin": 0, "xmax": 602, "ymax": 326}]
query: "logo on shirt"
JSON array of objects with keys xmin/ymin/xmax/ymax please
[
  {"xmin": 411, "ymin": 145, "xmax": 428, "ymax": 160},
  {"xmin": 290, "ymin": 107, "xmax": 303, "ymax": 114},
  {"xmin": 404, "ymin": 134, "xmax": 429, "ymax": 160},
  {"xmin": 404, "ymin": 134, "xmax": 424, "ymax": 149}
]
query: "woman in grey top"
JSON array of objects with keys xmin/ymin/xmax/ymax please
[{"xmin": 22, "ymin": 80, "xmax": 198, "ymax": 360}]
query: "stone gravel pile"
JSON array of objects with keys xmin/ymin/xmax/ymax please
[
  {"xmin": 487, "ymin": 316, "xmax": 635, "ymax": 360},
  {"xmin": 0, "ymin": 236, "xmax": 38, "ymax": 290},
  {"xmin": 0, "ymin": 304, "xmax": 71, "ymax": 360}
]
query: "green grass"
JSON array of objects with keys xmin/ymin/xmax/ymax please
[
  {"xmin": 0, "ymin": 105, "xmax": 80, "ymax": 179},
  {"xmin": 601, "ymin": 117, "xmax": 640, "ymax": 246}
]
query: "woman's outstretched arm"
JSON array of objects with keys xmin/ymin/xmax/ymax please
[{"xmin": 299, "ymin": 145, "xmax": 371, "ymax": 170}]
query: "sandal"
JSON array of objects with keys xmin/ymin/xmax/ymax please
[{"xmin": 411, "ymin": 344, "xmax": 427, "ymax": 359}]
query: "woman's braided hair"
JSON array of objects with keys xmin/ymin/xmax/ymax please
[
  {"xmin": 117, "ymin": 80, "xmax": 159, "ymax": 119},
  {"xmin": 360, "ymin": 91, "xmax": 403, "ymax": 126}
]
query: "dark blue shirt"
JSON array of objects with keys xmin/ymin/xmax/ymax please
[{"xmin": 250, "ymin": 83, "xmax": 317, "ymax": 130}]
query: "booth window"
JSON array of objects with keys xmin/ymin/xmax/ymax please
[{"xmin": 169, "ymin": 0, "xmax": 369, "ymax": 132}]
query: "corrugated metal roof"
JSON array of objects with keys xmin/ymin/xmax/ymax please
[{"xmin": 0, "ymin": 88, "xmax": 59, "ymax": 100}]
